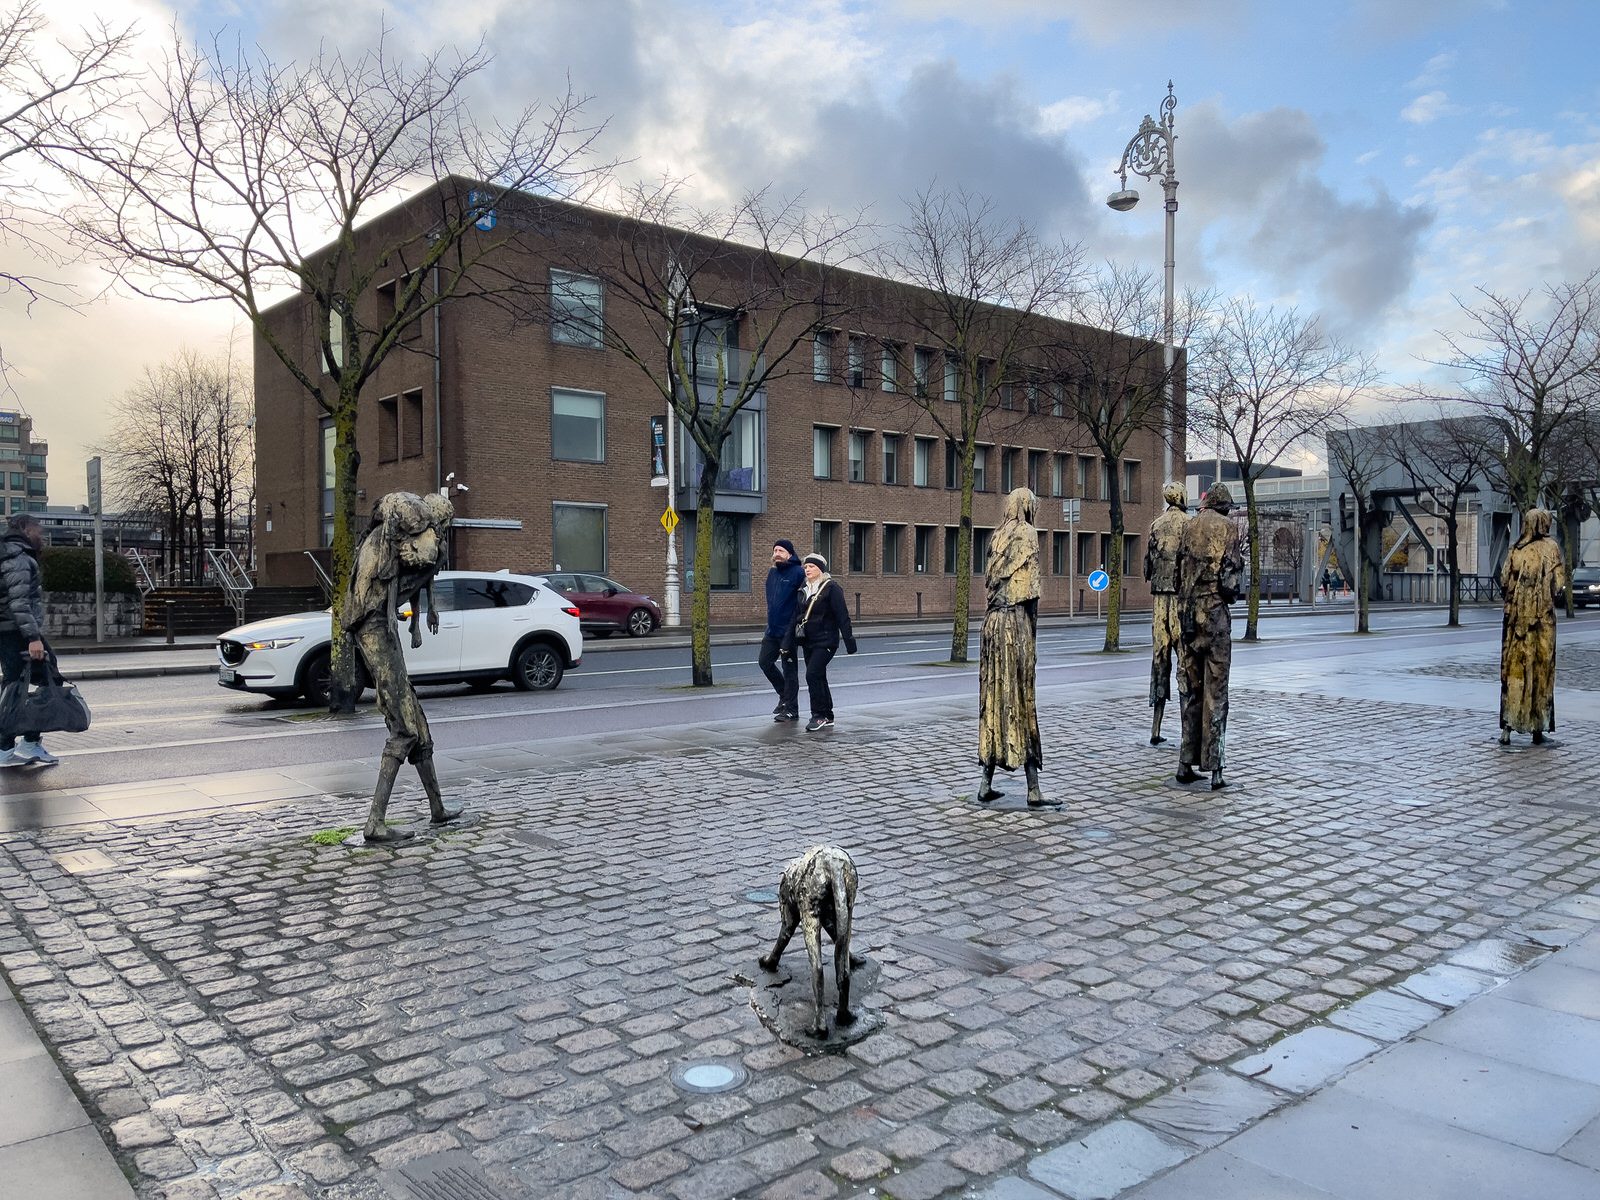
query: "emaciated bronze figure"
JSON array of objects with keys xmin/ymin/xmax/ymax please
[
  {"xmin": 1174, "ymin": 482, "xmax": 1243, "ymax": 790},
  {"xmin": 343, "ymin": 491, "xmax": 463, "ymax": 842},
  {"xmin": 1144, "ymin": 481, "xmax": 1190, "ymax": 745},
  {"xmin": 759, "ymin": 846, "xmax": 858, "ymax": 1038},
  {"xmin": 977, "ymin": 487, "xmax": 1049, "ymax": 808},
  {"xmin": 1499, "ymin": 508, "xmax": 1565, "ymax": 745}
]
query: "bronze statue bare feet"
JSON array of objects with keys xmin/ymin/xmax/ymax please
[
  {"xmin": 363, "ymin": 822, "xmax": 417, "ymax": 843},
  {"xmin": 1175, "ymin": 764, "xmax": 1201, "ymax": 784},
  {"xmin": 1210, "ymin": 769, "xmax": 1227, "ymax": 790}
]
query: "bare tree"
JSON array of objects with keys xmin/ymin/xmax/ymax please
[
  {"xmin": 1385, "ymin": 409, "xmax": 1500, "ymax": 626},
  {"xmin": 0, "ymin": 1, "xmax": 130, "ymax": 370},
  {"xmin": 866, "ymin": 187, "xmax": 1085, "ymax": 662},
  {"xmin": 576, "ymin": 182, "xmax": 862, "ymax": 687},
  {"xmin": 1190, "ymin": 299, "xmax": 1373, "ymax": 639},
  {"xmin": 61, "ymin": 29, "xmax": 600, "ymax": 709},
  {"xmin": 1430, "ymin": 271, "xmax": 1600, "ymax": 512},
  {"xmin": 1325, "ymin": 421, "xmax": 1395, "ymax": 634},
  {"xmin": 1046, "ymin": 263, "xmax": 1207, "ymax": 650}
]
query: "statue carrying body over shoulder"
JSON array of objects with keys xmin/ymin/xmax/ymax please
[
  {"xmin": 1144, "ymin": 481, "xmax": 1190, "ymax": 746},
  {"xmin": 977, "ymin": 488, "xmax": 1051, "ymax": 808},
  {"xmin": 1498, "ymin": 508, "xmax": 1565, "ymax": 746},
  {"xmin": 343, "ymin": 491, "xmax": 463, "ymax": 842},
  {"xmin": 1174, "ymin": 483, "xmax": 1243, "ymax": 790}
]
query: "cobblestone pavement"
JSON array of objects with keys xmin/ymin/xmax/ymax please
[
  {"xmin": 4, "ymin": 629, "xmax": 1600, "ymax": 1200},
  {"xmin": 1409, "ymin": 633, "xmax": 1600, "ymax": 688}
]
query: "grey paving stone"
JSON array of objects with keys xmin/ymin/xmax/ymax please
[
  {"xmin": 0, "ymin": 1124, "xmax": 138, "ymax": 1200},
  {"xmin": 0, "ymin": 1053, "xmax": 92, "ymax": 1145},
  {"xmin": 1228, "ymin": 1087, "xmax": 1600, "ymax": 1200},
  {"xmin": 1324, "ymin": 989, "xmax": 1442, "ymax": 1042},
  {"xmin": 969, "ymin": 1177, "xmax": 1061, "ymax": 1200},
  {"xmin": 1229, "ymin": 1027, "xmax": 1379, "ymax": 1095},
  {"xmin": 1028, "ymin": 1120, "xmax": 1191, "ymax": 1199},
  {"xmin": 1392, "ymin": 963, "xmax": 1500, "ymax": 1008},
  {"xmin": 1133, "ymin": 1070, "xmax": 1282, "ymax": 1147},
  {"xmin": 1121, "ymin": 1150, "xmax": 1342, "ymax": 1198},
  {"xmin": 1559, "ymin": 1112, "xmax": 1600, "ymax": 1170},
  {"xmin": 0, "ymin": 998, "xmax": 45, "ymax": 1067},
  {"xmin": 1341, "ymin": 1038, "xmax": 1600, "ymax": 1152},
  {"xmin": 1423, "ymin": 995, "xmax": 1600, "ymax": 1086},
  {"xmin": 1495, "ymin": 961, "xmax": 1600, "ymax": 1020}
]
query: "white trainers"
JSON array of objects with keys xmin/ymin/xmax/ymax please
[
  {"xmin": 12, "ymin": 739, "xmax": 59, "ymax": 767},
  {"xmin": 0, "ymin": 746, "xmax": 20, "ymax": 768}
]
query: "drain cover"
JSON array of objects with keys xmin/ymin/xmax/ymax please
[
  {"xmin": 897, "ymin": 932, "xmax": 1017, "ymax": 976},
  {"xmin": 671, "ymin": 1060, "xmax": 748, "ymax": 1094},
  {"xmin": 509, "ymin": 830, "xmax": 564, "ymax": 850},
  {"xmin": 378, "ymin": 1150, "xmax": 527, "ymax": 1199},
  {"xmin": 53, "ymin": 849, "xmax": 117, "ymax": 875}
]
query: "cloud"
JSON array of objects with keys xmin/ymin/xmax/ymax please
[
  {"xmin": 1039, "ymin": 94, "xmax": 1117, "ymax": 135},
  {"xmin": 1402, "ymin": 91, "xmax": 1461, "ymax": 125},
  {"xmin": 1407, "ymin": 50, "xmax": 1456, "ymax": 90},
  {"xmin": 884, "ymin": 0, "xmax": 1248, "ymax": 44}
]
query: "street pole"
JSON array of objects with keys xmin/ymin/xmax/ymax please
[
  {"xmin": 663, "ymin": 256, "xmax": 690, "ymax": 628},
  {"xmin": 1108, "ymin": 82, "xmax": 1179, "ymax": 486},
  {"xmin": 87, "ymin": 456, "xmax": 104, "ymax": 642}
]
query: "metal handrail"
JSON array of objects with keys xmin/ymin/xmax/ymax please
[
  {"xmin": 303, "ymin": 551, "xmax": 334, "ymax": 602},
  {"xmin": 126, "ymin": 552, "xmax": 158, "ymax": 596},
  {"xmin": 206, "ymin": 548, "xmax": 254, "ymax": 624}
]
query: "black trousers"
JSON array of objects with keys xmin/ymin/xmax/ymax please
[
  {"xmin": 758, "ymin": 635, "xmax": 799, "ymax": 712},
  {"xmin": 0, "ymin": 629, "xmax": 57, "ymax": 750},
  {"xmin": 802, "ymin": 644, "xmax": 837, "ymax": 718}
]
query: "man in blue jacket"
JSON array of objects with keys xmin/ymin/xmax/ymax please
[{"xmin": 760, "ymin": 538, "xmax": 805, "ymax": 721}]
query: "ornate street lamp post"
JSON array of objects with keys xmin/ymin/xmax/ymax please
[{"xmin": 1108, "ymin": 82, "xmax": 1179, "ymax": 486}]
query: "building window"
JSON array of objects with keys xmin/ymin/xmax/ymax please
[
  {"xmin": 1000, "ymin": 447, "xmax": 1019, "ymax": 493},
  {"xmin": 1100, "ymin": 532, "xmax": 1114, "ymax": 569},
  {"xmin": 8, "ymin": 498, "xmax": 22, "ymax": 514},
  {"xmin": 8, "ymin": 472, "xmax": 22, "ymax": 490},
  {"xmin": 882, "ymin": 524, "xmax": 904, "ymax": 574},
  {"xmin": 0, "ymin": 426, "xmax": 17, "ymax": 442},
  {"xmin": 1051, "ymin": 381, "xmax": 1066, "ymax": 417},
  {"xmin": 813, "ymin": 426, "xmax": 835, "ymax": 479},
  {"xmin": 881, "ymin": 343, "xmax": 899, "ymax": 392},
  {"xmin": 1124, "ymin": 460, "xmax": 1141, "ymax": 503},
  {"xmin": 943, "ymin": 355, "xmax": 958, "ymax": 403},
  {"xmin": 682, "ymin": 406, "xmax": 761, "ymax": 492},
  {"xmin": 914, "ymin": 525, "xmax": 936, "ymax": 574},
  {"xmin": 1077, "ymin": 531, "xmax": 1095, "ymax": 573},
  {"xmin": 403, "ymin": 391, "xmax": 424, "ymax": 459},
  {"xmin": 813, "ymin": 520, "xmax": 839, "ymax": 567},
  {"xmin": 1052, "ymin": 532, "xmax": 1069, "ymax": 575},
  {"xmin": 1124, "ymin": 534, "xmax": 1140, "ymax": 572},
  {"xmin": 326, "ymin": 307, "xmax": 344, "ymax": 373},
  {"xmin": 378, "ymin": 396, "xmax": 399, "ymax": 463},
  {"xmin": 552, "ymin": 388, "xmax": 605, "ymax": 462},
  {"xmin": 1100, "ymin": 458, "xmax": 1114, "ymax": 502},
  {"xmin": 973, "ymin": 445, "xmax": 989, "ymax": 493},
  {"xmin": 847, "ymin": 335, "xmax": 866, "ymax": 388},
  {"xmin": 1077, "ymin": 455, "xmax": 1093, "ymax": 499},
  {"xmin": 913, "ymin": 437, "xmax": 934, "ymax": 487},
  {"xmin": 1028, "ymin": 450, "xmax": 1046, "ymax": 495},
  {"xmin": 552, "ymin": 502, "xmax": 607, "ymax": 572},
  {"xmin": 972, "ymin": 527, "xmax": 992, "ymax": 574},
  {"xmin": 550, "ymin": 269, "xmax": 603, "ymax": 347},
  {"xmin": 1000, "ymin": 383, "xmax": 1014, "ymax": 411},
  {"xmin": 25, "ymin": 477, "xmax": 45, "ymax": 497},
  {"xmin": 813, "ymin": 329, "xmax": 836, "ymax": 382},
  {"xmin": 1052, "ymin": 453, "xmax": 1068, "ymax": 498},
  {"xmin": 848, "ymin": 430, "xmax": 868, "ymax": 483},
  {"xmin": 320, "ymin": 419, "xmax": 335, "ymax": 547},
  {"xmin": 913, "ymin": 347, "xmax": 934, "ymax": 398},
  {"xmin": 944, "ymin": 527, "xmax": 959, "ymax": 574},
  {"xmin": 882, "ymin": 434, "xmax": 902, "ymax": 485},
  {"xmin": 848, "ymin": 522, "xmax": 871, "ymax": 573},
  {"xmin": 945, "ymin": 440, "xmax": 958, "ymax": 490},
  {"xmin": 684, "ymin": 513, "xmax": 750, "ymax": 590}
]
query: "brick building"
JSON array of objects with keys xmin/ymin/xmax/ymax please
[{"xmin": 254, "ymin": 185, "xmax": 1181, "ymax": 622}]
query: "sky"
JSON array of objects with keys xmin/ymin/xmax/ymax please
[{"xmin": 6, "ymin": 0, "xmax": 1599, "ymax": 504}]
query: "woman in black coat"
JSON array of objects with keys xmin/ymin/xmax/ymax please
[{"xmin": 782, "ymin": 553, "xmax": 857, "ymax": 731}]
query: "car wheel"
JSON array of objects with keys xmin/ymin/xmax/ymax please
[
  {"xmin": 626, "ymin": 607, "xmax": 656, "ymax": 637},
  {"xmin": 511, "ymin": 642, "xmax": 564, "ymax": 691},
  {"xmin": 301, "ymin": 649, "xmax": 332, "ymax": 707}
]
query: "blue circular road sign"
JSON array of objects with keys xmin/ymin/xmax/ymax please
[{"xmin": 1088, "ymin": 569, "xmax": 1110, "ymax": 592}]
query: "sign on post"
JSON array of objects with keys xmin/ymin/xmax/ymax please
[
  {"xmin": 1088, "ymin": 569, "xmax": 1109, "ymax": 592},
  {"xmin": 87, "ymin": 456, "xmax": 105, "ymax": 642},
  {"xmin": 86, "ymin": 455, "xmax": 102, "ymax": 515},
  {"xmin": 650, "ymin": 416, "xmax": 668, "ymax": 485},
  {"xmin": 660, "ymin": 508, "xmax": 680, "ymax": 535},
  {"xmin": 1061, "ymin": 498, "xmax": 1080, "ymax": 523}
]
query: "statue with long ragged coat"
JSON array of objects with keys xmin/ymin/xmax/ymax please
[
  {"xmin": 343, "ymin": 491, "xmax": 463, "ymax": 841},
  {"xmin": 1144, "ymin": 481, "xmax": 1190, "ymax": 746},
  {"xmin": 1498, "ymin": 508, "xmax": 1565, "ymax": 745},
  {"xmin": 1174, "ymin": 482, "xmax": 1244, "ymax": 790},
  {"xmin": 977, "ymin": 488, "xmax": 1051, "ymax": 807}
]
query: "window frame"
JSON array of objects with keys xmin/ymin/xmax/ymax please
[
  {"xmin": 551, "ymin": 386, "xmax": 607, "ymax": 464},
  {"xmin": 549, "ymin": 268, "xmax": 605, "ymax": 348}
]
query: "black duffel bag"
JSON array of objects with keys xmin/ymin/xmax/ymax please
[{"xmin": 0, "ymin": 661, "xmax": 91, "ymax": 738}]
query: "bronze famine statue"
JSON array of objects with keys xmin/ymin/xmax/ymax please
[
  {"xmin": 1144, "ymin": 481, "xmax": 1190, "ymax": 746},
  {"xmin": 343, "ymin": 491, "xmax": 463, "ymax": 842},
  {"xmin": 977, "ymin": 488, "xmax": 1052, "ymax": 808},
  {"xmin": 1499, "ymin": 507, "xmax": 1565, "ymax": 745},
  {"xmin": 1174, "ymin": 482, "xmax": 1244, "ymax": 790},
  {"xmin": 759, "ymin": 846, "xmax": 858, "ymax": 1038}
]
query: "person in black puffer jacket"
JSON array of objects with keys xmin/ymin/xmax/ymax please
[
  {"xmin": 782, "ymin": 553, "xmax": 856, "ymax": 732},
  {"xmin": 0, "ymin": 513, "xmax": 60, "ymax": 767},
  {"xmin": 760, "ymin": 538, "xmax": 805, "ymax": 722}
]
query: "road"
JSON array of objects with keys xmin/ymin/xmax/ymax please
[{"xmin": 4, "ymin": 605, "xmax": 1540, "ymax": 797}]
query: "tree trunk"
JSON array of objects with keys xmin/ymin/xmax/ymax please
[
  {"xmin": 1445, "ymin": 496, "xmax": 1461, "ymax": 627},
  {"xmin": 1354, "ymin": 506, "xmax": 1372, "ymax": 634},
  {"xmin": 1242, "ymin": 475, "xmax": 1261, "ymax": 641},
  {"xmin": 690, "ymin": 458, "xmax": 719, "ymax": 687},
  {"xmin": 328, "ymin": 394, "xmax": 362, "ymax": 713},
  {"xmin": 948, "ymin": 446, "xmax": 977, "ymax": 663},
  {"xmin": 1103, "ymin": 456, "xmax": 1123, "ymax": 652}
]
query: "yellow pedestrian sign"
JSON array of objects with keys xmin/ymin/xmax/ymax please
[{"xmin": 660, "ymin": 508, "xmax": 680, "ymax": 534}]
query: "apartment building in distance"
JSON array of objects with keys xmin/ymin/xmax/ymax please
[
  {"xmin": 0, "ymin": 410, "xmax": 48, "ymax": 516},
  {"xmin": 253, "ymin": 182, "xmax": 1183, "ymax": 623}
]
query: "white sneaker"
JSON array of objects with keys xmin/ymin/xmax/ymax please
[
  {"xmin": 0, "ymin": 746, "xmax": 20, "ymax": 768},
  {"xmin": 12, "ymin": 740, "xmax": 59, "ymax": 767}
]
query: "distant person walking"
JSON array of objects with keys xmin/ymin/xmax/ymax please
[
  {"xmin": 760, "ymin": 538, "xmax": 805, "ymax": 722},
  {"xmin": 783, "ymin": 553, "xmax": 856, "ymax": 732},
  {"xmin": 0, "ymin": 513, "xmax": 61, "ymax": 767},
  {"xmin": 1498, "ymin": 508, "xmax": 1565, "ymax": 746}
]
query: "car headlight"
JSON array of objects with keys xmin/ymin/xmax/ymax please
[{"xmin": 242, "ymin": 636, "xmax": 304, "ymax": 651}]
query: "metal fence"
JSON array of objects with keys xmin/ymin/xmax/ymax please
[{"xmin": 1378, "ymin": 572, "xmax": 1498, "ymax": 603}]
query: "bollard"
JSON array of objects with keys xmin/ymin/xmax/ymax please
[
  {"xmin": 854, "ymin": 592, "xmax": 861, "ymax": 619},
  {"xmin": 164, "ymin": 599, "xmax": 176, "ymax": 645},
  {"xmin": 916, "ymin": 591, "xmax": 922, "ymax": 619}
]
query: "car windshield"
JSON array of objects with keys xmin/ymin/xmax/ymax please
[{"xmin": 1575, "ymin": 568, "xmax": 1600, "ymax": 582}]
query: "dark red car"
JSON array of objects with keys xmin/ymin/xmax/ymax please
[{"xmin": 532, "ymin": 572, "xmax": 663, "ymax": 637}]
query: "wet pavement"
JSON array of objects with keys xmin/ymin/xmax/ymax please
[{"xmin": 2, "ymin": 619, "xmax": 1600, "ymax": 1199}]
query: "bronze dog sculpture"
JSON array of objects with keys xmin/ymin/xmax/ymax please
[{"xmin": 758, "ymin": 846, "xmax": 858, "ymax": 1037}]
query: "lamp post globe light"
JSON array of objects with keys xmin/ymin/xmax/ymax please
[{"xmin": 1108, "ymin": 82, "xmax": 1179, "ymax": 485}]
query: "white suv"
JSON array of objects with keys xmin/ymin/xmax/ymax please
[{"xmin": 216, "ymin": 571, "xmax": 583, "ymax": 706}]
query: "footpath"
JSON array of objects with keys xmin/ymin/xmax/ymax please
[{"xmin": 2, "ymin": 620, "xmax": 1598, "ymax": 1199}]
